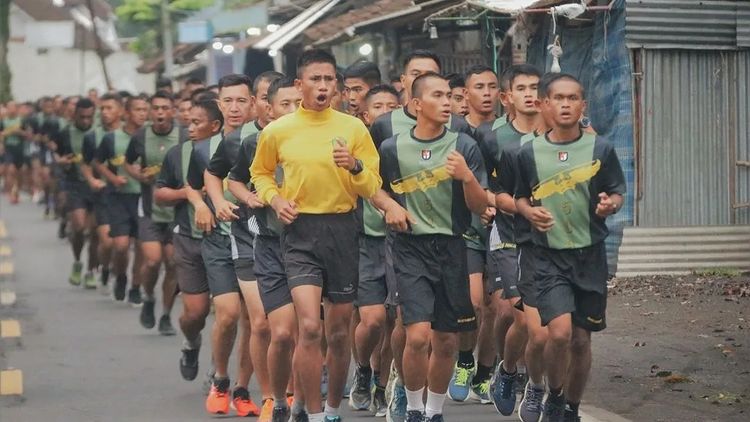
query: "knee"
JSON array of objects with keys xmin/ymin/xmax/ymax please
[
  {"xmin": 271, "ymin": 326, "xmax": 296, "ymax": 350},
  {"xmin": 298, "ymin": 317, "xmax": 322, "ymax": 345},
  {"xmin": 113, "ymin": 240, "xmax": 129, "ymax": 254},
  {"xmin": 547, "ymin": 325, "xmax": 572, "ymax": 349},
  {"xmin": 325, "ymin": 324, "xmax": 350, "ymax": 350},
  {"xmin": 405, "ymin": 329, "xmax": 431, "ymax": 354},
  {"xmin": 215, "ymin": 306, "xmax": 240, "ymax": 328},
  {"xmin": 570, "ymin": 332, "xmax": 591, "ymax": 354},
  {"xmin": 251, "ymin": 317, "xmax": 271, "ymax": 339},
  {"xmin": 360, "ymin": 313, "xmax": 385, "ymax": 335},
  {"xmin": 183, "ymin": 307, "xmax": 210, "ymax": 324},
  {"xmin": 143, "ymin": 256, "xmax": 161, "ymax": 270},
  {"xmin": 527, "ymin": 326, "xmax": 548, "ymax": 351},
  {"xmin": 431, "ymin": 334, "xmax": 457, "ymax": 358}
]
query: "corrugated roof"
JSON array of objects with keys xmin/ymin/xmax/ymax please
[
  {"xmin": 465, "ymin": 0, "xmax": 561, "ymax": 14},
  {"xmin": 304, "ymin": 0, "xmax": 415, "ymax": 42},
  {"xmin": 14, "ymin": 0, "xmax": 112, "ymax": 21}
]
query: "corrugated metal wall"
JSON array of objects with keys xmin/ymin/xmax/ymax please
[
  {"xmin": 739, "ymin": 1, "xmax": 750, "ymax": 47},
  {"xmin": 626, "ymin": 0, "xmax": 741, "ymax": 50},
  {"xmin": 637, "ymin": 49, "xmax": 750, "ymax": 226}
]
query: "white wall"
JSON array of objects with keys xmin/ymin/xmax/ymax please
[{"xmin": 8, "ymin": 42, "xmax": 156, "ymax": 101}]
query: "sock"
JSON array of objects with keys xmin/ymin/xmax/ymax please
[
  {"xmin": 530, "ymin": 379, "xmax": 545, "ymax": 389},
  {"xmin": 405, "ymin": 387, "xmax": 425, "ymax": 412},
  {"xmin": 501, "ymin": 360, "xmax": 517, "ymax": 375},
  {"xmin": 566, "ymin": 401, "xmax": 580, "ymax": 414},
  {"xmin": 183, "ymin": 334, "xmax": 201, "ymax": 350},
  {"xmin": 425, "ymin": 389, "xmax": 446, "ymax": 418},
  {"xmin": 291, "ymin": 399, "xmax": 305, "ymax": 415},
  {"xmin": 473, "ymin": 364, "xmax": 493, "ymax": 385},
  {"xmin": 273, "ymin": 396, "xmax": 288, "ymax": 409},
  {"xmin": 307, "ymin": 412, "xmax": 324, "ymax": 422},
  {"xmin": 324, "ymin": 402, "xmax": 339, "ymax": 417},
  {"xmin": 457, "ymin": 350, "xmax": 475, "ymax": 367},
  {"xmin": 117, "ymin": 274, "xmax": 127, "ymax": 284},
  {"xmin": 549, "ymin": 387, "xmax": 565, "ymax": 404},
  {"xmin": 373, "ymin": 370, "xmax": 381, "ymax": 386},
  {"xmin": 144, "ymin": 293, "xmax": 155, "ymax": 302}
]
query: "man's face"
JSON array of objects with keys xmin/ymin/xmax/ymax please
[
  {"xmin": 268, "ymin": 87, "xmax": 301, "ymax": 121},
  {"xmin": 75, "ymin": 107, "xmax": 95, "ymax": 131},
  {"xmin": 296, "ymin": 62, "xmax": 337, "ymax": 112},
  {"xmin": 188, "ymin": 107, "xmax": 219, "ymax": 141},
  {"xmin": 88, "ymin": 90, "xmax": 98, "ymax": 103},
  {"xmin": 415, "ymin": 78, "xmax": 451, "ymax": 125},
  {"xmin": 254, "ymin": 79, "xmax": 272, "ymax": 125},
  {"xmin": 53, "ymin": 97, "xmax": 64, "ymax": 113},
  {"xmin": 450, "ymin": 87, "xmax": 468, "ymax": 116},
  {"xmin": 544, "ymin": 79, "xmax": 586, "ymax": 129},
  {"xmin": 19, "ymin": 104, "xmax": 33, "ymax": 118},
  {"xmin": 363, "ymin": 92, "xmax": 399, "ymax": 126},
  {"xmin": 100, "ymin": 99, "xmax": 122, "ymax": 128},
  {"xmin": 150, "ymin": 98, "xmax": 175, "ymax": 132},
  {"xmin": 178, "ymin": 100, "xmax": 192, "ymax": 126},
  {"xmin": 344, "ymin": 77, "xmax": 371, "ymax": 115},
  {"xmin": 391, "ymin": 80, "xmax": 403, "ymax": 92},
  {"xmin": 218, "ymin": 84, "xmax": 253, "ymax": 131},
  {"xmin": 41, "ymin": 100, "xmax": 54, "ymax": 115},
  {"xmin": 510, "ymin": 74, "xmax": 540, "ymax": 116},
  {"xmin": 186, "ymin": 82, "xmax": 204, "ymax": 96},
  {"xmin": 126, "ymin": 99, "xmax": 149, "ymax": 128},
  {"xmin": 5, "ymin": 101, "xmax": 17, "ymax": 116},
  {"xmin": 466, "ymin": 71, "xmax": 498, "ymax": 116},
  {"xmin": 401, "ymin": 58, "xmax": 440, "ymax": 101}
]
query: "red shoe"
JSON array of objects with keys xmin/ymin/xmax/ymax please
[
  {"xmin": 205, "ymin": 378, "xmax": 231, "ymax": 415},
  {"xmin": 232, "ymin": 386, "xmax": 260, "ymax": 417}
]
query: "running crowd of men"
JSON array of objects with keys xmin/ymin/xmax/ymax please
[{"xmin": 0, "ymin": 48, "xmax": 624, "ymax": 422}]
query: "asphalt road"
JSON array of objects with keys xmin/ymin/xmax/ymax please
[{"xmin": 0, "ymin": 197, "xmax": 628, "ymax": 422}]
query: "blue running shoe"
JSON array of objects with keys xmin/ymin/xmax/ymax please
[
  {"xmin": 489, "ymin": 361, "xmax": 517, "ymax": 416},
  {"xmin": 447, "ymin": 362, "xmax": 475, "ymax": 402}
]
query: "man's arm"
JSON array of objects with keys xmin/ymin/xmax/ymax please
[
  {"xmin": 339, "ymin": 125, "xmax": 382, "ymax": 199},
  {"xmin": 154, "ymin": 148, "xmax": 187, "ymax": 206},
  {"xmin": 514, "ymin": 148, "xmax": 554, "ymax": 232},
  {"xmin": 250, "ymin": 130, "xmax": 298, "ymax": 225},
  {"xmin": 204, "ymin": 170, "xmax": 238, "ymax": 221}
]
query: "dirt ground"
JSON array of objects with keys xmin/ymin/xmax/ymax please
[{"xmin": 585, "ymin": 273, "xmax": 750, "ymax": 421}]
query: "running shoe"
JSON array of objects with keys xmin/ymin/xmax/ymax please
[
  {"xmin": 349, "ymin": 364, "xmax": 373, "ymax": 410},
  {"xmin": 158, "ymin": 315, "xmax": 176, "ymax": 336},
  {"xmin": 179, "ymin": 340, "xmax": 200, "ymax": 381},
  {"xmin": 113, "ymin": 275, "xmax": 127, "ymax": 302},
  {"xmin": 324, "ymin": 416, "xmax": 342, "ymax": 422},
  {"xmin": 447, "ymin": 362, "xmax": 475, "ymax": 402},
  {"xmin": 68, "ymin": 261, "xmax": 82, "ymax": 286},
  {"xmin": 387, "ymin": 377, "xmax": 407, "ymax": 422},
  {"xmin": 469, "ymin": 378, "xmax": 491, "ymax": 404},
  {"xmin": 83, "ymin": 271, "xmax": 97, "ymax": 289},
  {"xmin": 321, "ymin": 365, "xmax": 329, "ymax": 399},
  {"xmin": 258, "ymin": 398, "xmax": 274, "ymax": 422},
  {"xmin": 128, "ymin": 287, "xmax": 142, "ymax": 306},
  {"xmin": 489, "ymin": 361, "xmax": 517, "ymax": 415},
  {"xmin": 564, "ymin": 405, "xmax": 582, "ymax": 422},
  {"xmin": 370, "ymin": 385, "xmax": 388, "ymax": 417},
  {"xmin": 271, "ymin": 405, "xmax": 290, "ymax": 422},
  {"xmin": 231, "ymin": 386, "xmax": 260, "ymax": 417},
  {"xmin": 58, "ymin": 220, "xmax": 67, "ymax": 239},
  {"xmin": 140, "ymin": 299, "xmax": 156, "ymax": 329},
  {"xmin": 100, "ymin": 267, "xmax": 109, "ymax": 287},
  {"xmin": 519, "ymin": 381, "xmax": 545, "ymax": 422},
  {"xmin": 202, "ymin": 366, "xmax": 216, "ymax": 394},
  {"xmin": 405, "ymin": 410, "xmax": 424, "ymax": 422},
  {"xmin": 291, "ymin": 409, "xmax": 309, "ymax": 422},
  {"xmin": 205, "ymin": 377, "xmax": 231, "ymax": 415},
  {"xmin": 541, "ymin": 392, "xmax": 566, "ymax": 422},
  {"xmin": 425, "ymin": 415, "xmax": 444, "ymax": 422}
]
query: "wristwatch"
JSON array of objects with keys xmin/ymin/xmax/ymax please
[{"xmin": 350, "ymin": 159, "xmax": 363, "ymax": 175}]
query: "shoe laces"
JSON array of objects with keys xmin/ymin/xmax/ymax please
[
  {"xmin": 524, "ymin": 384, "xmax": 544, "ymax": 412},
  {"xmin": 454, "ymin": 366, "xmax": 472, "ymax": 386},
  {"xmin": 473, "ymin": 380, "xmax": 490, "ymax": 395},
  {"xmin": 499, "ymin": 373, "xmax": 515, "ymax": 399}
]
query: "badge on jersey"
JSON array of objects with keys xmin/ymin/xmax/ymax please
[
  {"xmin": 421, "ymin": 149, "xmax": 431, "ymax": 160},
  {"xmin": 558, "ymin": 151, "xmax": 568, "ymax": 162}
]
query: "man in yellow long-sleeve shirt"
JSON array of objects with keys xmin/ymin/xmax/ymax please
[{"xmin": 250, "ymin": 49, "xmax": 381, "ymax": 422}]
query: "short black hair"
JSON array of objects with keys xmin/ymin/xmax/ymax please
[
  {"xmin": 389, "ymin": 74, "xmax": 401, "ymax": 83},
  {"xmin": 542, "ymin": 72, "xmax": 585, "ymax": 99},
  {"xmin": 206, "ymin": 84, "xmax": 219, "ymax": 91},
  {"xmin": 296, "ymin": 49, "xmax": 337, "ymax": 78},
  {"xmin": 185, "ymin": 77, "xmax": 204, "ymax": 86},
  {"xmin": 118, "ymin": 90, "xmax": 132, "ymax": 99},
  {"xmin": 411, "ymin": 72, "xmax": 446, "ymax": 100},
  {"xmin": 403, "ymin": 50, "xmax": 441, "ymax": 73},
  {"xmin": 192, "ymin": 97, "xmax": 223, "ymax": 127},
  {"xmin": 76, "ymin": 98, "xmax": 95, "ymax": 110},
  {"xmin": 336, "ymin": 72, "xmax": 345, "ymax": 92},
  {"xmin": 446, "ymin": 73, "xmax": 465, "ymax": 90},
  {"xmin": 189, "ymin": 88, "xmax": 208, "ymax": 103},
  {"xmin": 218, "ymin": 74, "xmax": 253, "ymax": 96},
  {"xmin": 150, "ymin": 90, "xmax": 174, "ymax": 103},
  {"xmin": 156, "ymin": 77, "xmax": 172, "ymax": 89},
  {"xmin": 464, "ymin": 65, "xmax": 496, "ymax": 83},
  {"xmin": 100, "ymin": 93, "xmax": 122, "ymax": 105},
  {"xmin": 365, "ymin": 84, "xmax": 400, "ymax": 105},
  {"xmin": 344, "ymin": 61, "xmax": 381, "ymax": 88},
  {"xmin": 253, "ymin": 71, "xmax": 284, "ymax": 95},
  {"xmin": 267, "ymin": 76, "xmax": 296, "ymax": 103},
  {"xmin": 124, "ymin": 93, "xmax": 148, "ymax": 111},
  {"xmin": 504, "ymin": 64, "xmax": 542, "ymax": 91}
]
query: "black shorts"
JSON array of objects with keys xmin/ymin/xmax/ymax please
[
  {"xmin": 393, "ymin": 234, "xmax": 476, "ymax": 333},
  {"xmin": 174, "ymin": 234, "xmax": 209, "ymax": 294},
  {"xmin": 66, "ymin": 181, "xmax": 93, "ymax": 212},
  {"xmin": 3, "ymin": 146, "xmax": 24, "ymax": 169},
  {"xmin": 92, "ymin": 192, "xmax": 111, "ymax": 227},
  {"xmin": 487, "ymin": 247, "xmax": 520, "ymax": 299},
  {"xmin": 138, "ymin": 216, "xmax": 173, "ymax": 244},
  {"xmin": 109, "ymin": 193, "xmax": 140, "ymax": 238},
  {"xmin": 535, "ymin": 242, "xmax": 608, "ymax": 332},
  {"xmin": 254, "ymin": 235, "xmax": 292, "ymax": 314},
  {"xmin": 281, "ymin": 212, "xmax": 359, "ymax": 304},
  {"xmin": 357, "ymin": 235, "xmax": 388, "ymax": 307},
  {"xmin": 516, "ymin": 243, "xmax": 538, "ymax": 308},
  {"xmin": 466, "ymin": 247, "xmax": 486, "ymax": 275},
  {"xmin": 202, "ymin": 230, "xmax": 239, "ymax": 297},
  {"xmin": 231, "ymin": 215, "xmax": 256, "ymax": 281}
]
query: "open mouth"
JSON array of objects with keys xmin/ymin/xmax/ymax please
[{"xmin": 317, "ymin": 94, "xmax": 327, "ymax": 102}]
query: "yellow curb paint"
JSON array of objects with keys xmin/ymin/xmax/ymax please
[
  {"xmin": 0, "ymin": 262, "xmax": 13, "ymax": 276},
  {"xmin": 0, "ymin": 369, "xmax": 23, "ymax": 395},
  {"xmin": 0, "ymin": 246, "xmax": 10, "ymax": 257},
  {"xmin": 0, "ymin": 320, "xmax": 21, "ymax": 338},
  {"xmin": 0, "ymin": 291, "xmax": 15, "ymax": 306}
]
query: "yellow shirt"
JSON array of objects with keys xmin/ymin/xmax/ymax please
[{"xmin": 251, "ymin": 105, "xmax": 381, "ymax": 214}]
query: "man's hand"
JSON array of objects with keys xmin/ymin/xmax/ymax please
[
  {"xmin": 526, "ymin": 206, "xmax": 555, "ymax": 232},
  {"xmin": 58, "ymin": 154, "xmax": 74, "ymax": 165},
  {"xmin": 112, "ymin": 175, "xmax": 128, "ymax": 188},
  {"xmin": 270, "ymin": 195, "xmax": 298, "ymax": 225},
  {"xmin": 595, "ymin": 192, "xmax": 617, "ymax": 218},
  {"xmin": 333, "ymin": 139, "xmax": 356, "ymax": 170},
  {"xmin": 214, "ymin": 199, "xmax": 239, "ymax": 222},
  {"xmin": 88, "ymin": 178, "xmax": 106, "ymax": 191},
  {"xmin": 480, "ymin": 207, "xmax": 496, "ymax": 226},
  {"xmin": 194, "ymin": 202, "xmax": 216, "ymax": 233},
  {"xmin": 243, "ymin": 191, "xmax": 265, "ymax": 209},
  {"xmin": 445, "ymin": 151, "xmax": 473, "ymax": 183},
  {"xmin": 139, "ymin": 169, "xmax": 156, "ymax": 184},
  {"xmin": 384, "ymin": 202, "xmax": 416, "ymax": 233}
]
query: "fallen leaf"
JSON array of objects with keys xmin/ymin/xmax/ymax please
[
  {"xmin": 655, "ymin": 370, "xmax": 673, "ymax": 377},
  {"xmin": 664, "ymin": 374, "xmax": 691, "ymax": 384}
]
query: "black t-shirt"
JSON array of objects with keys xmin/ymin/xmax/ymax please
[{"xmin": 155, "ymin": 142, "xmax": 202, "ymax": 239}]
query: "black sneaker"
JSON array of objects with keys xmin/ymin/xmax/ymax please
[
  {"xmin": 542, "ymin": 392, "xmax": 566, "ymax": 422},
  {"xmin": 58, "ymin": 220, "xmax": 67, "ymax": 239},
  {"xmin": 113, "ymin": 275, "xmax": 127, "ymax": 301},
  {"xmin": 140, "ymin": 300, "xmax": 156, "ymax": 329},
  {"xmin": 271, "ymin": 405, "xmax": 291, "ymax": 422},
  {"xmin": 426, "ymin": 415, "xmax": 444, "ymax": 422},
  {"xmin": 100, "ymin": 268, "xmax": 110, "ymax": 286},
  {"xmin": 291, "ymin": 409, "xmax": 309, "ymax": 422},
  {"xmin": 128, "ymin": 288, "xmax": 142, "ymax": 306},
  {"xmin": 564, "ymin": 404, "xmax": 582, "ymax": 422},
  {"xmin": 349, "ymin": 364, "xmax": 372, "ymax": 410},
  {"xmin": 406, "ymin": 410, "xmax": 425, "ymax": 422},
  {"xmin": 158, "ymin": 315, "xmax": 176, "ymax": 336},
  {"xmin": 180, "ymin": 343, "xmax": 200, "ymax": 381}
]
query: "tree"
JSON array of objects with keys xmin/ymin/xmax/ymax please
[
  {"xmin": 86, "ymin": 0, "xmax": 113, "ymax": 91},
  {"xmin": 0, "ymin": 0, "xmax": 11, "ymax": 102}
]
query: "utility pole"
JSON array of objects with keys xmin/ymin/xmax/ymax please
[
  {"xmin": 86, "ymin": 0, "xmax": 112, "ymax": 91},
  {"xmin": 161, "ymin": 0, "xmax": 175, "ymax": 78}
]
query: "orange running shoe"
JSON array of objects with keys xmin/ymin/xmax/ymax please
[
  {"xmin": 205, "ymin": 378, "xmax": 231, "ymax": 415},
  {"xmin": 232, "ymin": 386, "xmax": 260, "ymax": 417},
  {"xmin": 258, "ymin": 398, "xmax": 274, "ymax": 422}
]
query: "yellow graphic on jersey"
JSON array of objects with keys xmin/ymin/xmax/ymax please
[
  {"xmin": 143, "ymin": 164, "xmax": 162, "ymax": 177},
  {"xmin": 70, "ymin": 153, "xmax": 83, "ymax": 164},
  {"xmin": 390, "ymin": 164, "xmax": 451, "ymax": 194},
  {"xmin": 532, "ymin": 160, "xmax": 601, "ymax": 201},
  {"xmin": 109, "ymin": 155, "xmax": 126, "ymax": 166},
  {"xmin": 1, "ymin": 124, "xmax": 21, "ymax": 137}
]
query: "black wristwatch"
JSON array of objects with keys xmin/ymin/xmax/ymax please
[{"xmin": 350, "ymin": 159, "xmax": 363, "ymax": 175}]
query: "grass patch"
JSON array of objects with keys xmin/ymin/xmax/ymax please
[{"xmin": 692, "ymin": 268, "xmax": 742, "ymax": 278}]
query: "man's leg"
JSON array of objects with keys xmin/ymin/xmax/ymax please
[
  {"xmin": 159, "ymin": 242, "xmax": 177, "ymax": 335},
  {"xmin": 139, "ymin": 241, "xmax": 162, "ymax": 328},
  {"xmin": 565, "ymin": 326, "xmax": 592, "ymax": 417},
  {"xmin": 180, "ymin": 292, "xmax": 210, "ymax": 344},
  {"xmin": 267, "ymin": 304, "xmax": 297, "ymax": 406},
  {"xmin": 86, "ymin": 212, "xmax": 99, "ymax": 272},
  {"xmin": 67, "ymin": 207, "xmax": 87, "ymax": 285},
  {"xmin": 323, "ymin": 301, "xmax": 355, "ymax": 412},
  {"xmin": 212, "ymin": 292, "xmax": 242, "ymax": 378},
  {"xmin": 427, "ymin": 330, "xmax": 460, "ymax": 416},
  {"xmin": 291, "ymin": 284, "xmax": 325, "ymax": 414},
  {"xmin": 96, "ymin": 224, "xmax": 113, "ymax": 285},
  {"xmin": 402, "ymin": 322, "xmax": 431, "ymax": 414},
  {"xmin": 451, "ymin": 270, "xmax": 484, "ymax": 402},
  {"xmin": 238, "ymin": 280, "xmax": 272, "ymax": 401},
  {"xmin": 234, "ymin": 307, "xmax": 254, "ymax": 388}
]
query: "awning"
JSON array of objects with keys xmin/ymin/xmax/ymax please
[
  {"xmin": 466, "ymin": 0, "xmax": 561, "ymax": 14},
  {"xmin": 252, "ymin": 0, "xmax": 342, "ymax": 52}
]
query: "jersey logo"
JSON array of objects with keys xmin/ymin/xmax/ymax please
[
  {"xmin": 391, "ymin": 164, "xmax": 451, "ymax": 194},
  {"xmin": 160, "ymin": 144, "xmax": 166, "ymax": 152},
  {"xmin": 421, "ymin": 149, "xmax": 431, "ymax": 160},
  {"xmin": 109, "ymin": 155, "xmax": 125, "ymax": 166},
  {"xmin": 558, "ymin": 151, "xmax": 568, "ymax": 162},
  {"xmin": 532, "ymin": 160, "xmax": 601, "ymax": 201}
]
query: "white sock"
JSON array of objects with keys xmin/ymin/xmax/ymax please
[
  {"xmin": 324, "ymin": 402, "xmax": 339, "ymax": 417},
  {"xmin": 405, "ymin": 387, "xmax": 425, "ymax": 412},
  {"xmin": 425, "ymin": 389, "xmax": 446, "ymax": 418},
  {"xmin": 307, "ymin": 412, "xmax": 325, "ymax": 422}
]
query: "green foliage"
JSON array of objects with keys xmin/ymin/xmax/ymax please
[
  {"xmin": 129, "ymin": 29, "xmax": 160, "ymax": 57},
  {"xmin": 115, "ymin": 0, "xmax": 213, "ymax": 24},
  {"xmin": 692, "ymin": 268, "xmax": 742, "ymax": 278}
]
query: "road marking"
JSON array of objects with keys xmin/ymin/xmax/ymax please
[
  {"xmin": 0, "ymin": 290, "xmax": 16, "ymax": 306},
  {"xmin": 581, "ymin": 406, "xmax": 632, "ymax": 422},
  {"xmin": 0, "ymin": 261, "xmax": 14, "ymax": 276},
  {"xmin": 0, "ymin": 320, "xmax": 21, "ymax": 338},
  {"xmin": 0, "ymin": 221, "xmax": 6, "ymax": 239},
  {"xmin": 0, "ymin": 245, "xmax": 10, "ymax": 257},
  {"xmin": 0, "ymin": 369, "xmax": 23, "ymax": 395}
]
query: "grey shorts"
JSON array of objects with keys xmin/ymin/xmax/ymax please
[
  {"xmin": 201, "ymin": 230, "xmax": 240, "ymax": 297},
  {"xmin": 109, "ymin": 193, "xmax": 139, "ymax": 238},
  {"xmin": 138, "ymin": 216, "xmax": 173, "ymax": 244},
  {"xmin": 231, "ymin": 214, "xmax": 256, "ymax": 281},
  {"xmin": 66, "ymin": 181, "xmax": 94, "ymax": 212},
  {"xmin": 516, "ymin": 243, "xmax": 538, "ymax": 308},
  {"xmin": 487, "ymin": 247, "xmax": 520, "ymax": 299},
  {"xmin": 93, "ymin": 192, "xmax": 111, "ymax": 227},
  {"xmin": 174, "ymin": 234, "xmax": 209, "ymax": 294},
  {"xmin": 467, "ymin": 247, "xmax": 487, "ymax": 275},
  {"xmin": 357, "ymin": 235, "xmax": 388, "ymax": 307},
  {"xmin": 254, "ymin": 235, "xmax": 292, "ymax": 314}
]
